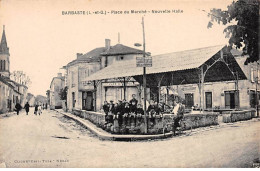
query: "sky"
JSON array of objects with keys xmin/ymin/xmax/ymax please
[{"xmin": 0, "ymin": 0, "xmax": 233, "ymax": 96}]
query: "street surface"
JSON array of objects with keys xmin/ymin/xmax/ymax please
[{"xmin": 0, "ymin": 109, "xmax": 259, "ymax": 168}]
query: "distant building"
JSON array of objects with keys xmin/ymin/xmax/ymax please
[
  {"xmin": 49, "ymin": 73, "xmax": 65, "ymax": 109},
  {"xmin": 26, "ymin": 93, "xmax": 35, "ymax": 106}
]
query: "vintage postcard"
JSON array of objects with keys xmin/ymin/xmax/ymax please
[{"xmin": 0, "ymin": 0, "xmax": 259, "ymax": 168}]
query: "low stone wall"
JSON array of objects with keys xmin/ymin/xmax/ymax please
[
  {"xmin": 71, "ymin": 109, "xmax": 218, "ymax": 134},
  {"xmin": 72, "ymin": 109, "xmax": 106, "ymax": 127},
  {"xmin": 222, "ymin": 109, "xmax": 256, "ymax": 123},
  {"xmin": 182, "ymin": 114, "xmax": 219, "ymax": 129}
]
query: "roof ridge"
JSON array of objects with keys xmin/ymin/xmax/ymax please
[{"xmin": 151, "ymin": 44, "xmax": 226, "ymax": 57}]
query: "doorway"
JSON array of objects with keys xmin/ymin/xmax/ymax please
[
  {"xmin": 72, "ymin": 92, "xmax": 75, "ymax": 108},
  {"xmin": 185, "ymin": 93, "xmax": 194, "ymax": 108},
  {"xmin": 225, "ymin": 90, "xmax": 239, "ymax": 109},
  {"xmin": 82, "ymin": 91, "xmax": 93, "ymax": 111},
  {"xmin": 205, "ymin": 92, "xmax": 212, "ymax": 109}
]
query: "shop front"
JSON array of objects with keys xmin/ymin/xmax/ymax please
[{"xmin": 102, "ymin": 81, "xmax": 140, "ymax": 102}]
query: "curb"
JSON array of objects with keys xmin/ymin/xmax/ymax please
[{"xmin": 54, "ymin": 110, "xmax": 174, "ymax": 141}]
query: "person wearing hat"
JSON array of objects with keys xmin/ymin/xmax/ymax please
[
  {"xmin": 117, "ymin": 100, "xmax": 124, "ymax": 126},
  {"xmin": 136, "ymin": 104, "xmax": 144, "ymax": 122},
  {"xmin": 108, "ymin": 100, "xmax": 115, "ymax": 123},
  {"xmin": 112, "ymin": 103, "xmax": 120, "ymax": 119},
  {"xmin": 129, "ymin": 94, "xmax": 138, "ymax": 108},
  {"xmin": 172, "ymin": 99, "xmax": 185, "ymax": 135},
  {"xmin": 109, "ymin": 100, "xmax": 114, "ymax": 111},
  {"xmin": 103, "ymin": 101, "xmax": 109, "ymax": 123}
]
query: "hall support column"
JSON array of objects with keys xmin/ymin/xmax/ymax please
[
  {"xmin": 201, "ymin": 67, "xmax": 205, "ymax": 112},
  {"xmin": 123, "ymin": 77, "xmax": 126, "ymax": 100},
  {"xmin": 93, "ymin": 80, "xmax": 97, "ymax": 111}
]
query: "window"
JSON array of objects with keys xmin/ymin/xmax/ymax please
[
  {"xmin": 184, "ymin": 93, "xmax": 194, "ymax": 108},
  {"xmin": 117, "ymin": 56, "xmax": 124, "ymax": 61},
  {"xmin": 205, "ymin": 92, "xmax": 212, "ymax": 109},
  {"xmin": 249, "ymin": 90, "xmax": 259, "ymax": 108},
  {"xmin": 3, "ymin": 60, "xmax": 5, "ymax": 70},
  {"xmin": 71, "ymin": 71, "xmax": 75, "ymax": 87},
  {"xmin": 105, "ymin": 56, "xmax": 108, "ymax": 67}
]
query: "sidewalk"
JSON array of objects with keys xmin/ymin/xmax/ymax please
[
  {"xmin": 0, "ymin": 111, "xmax": 16, "ymax": 119},
  {"xmin": 55, "ymin": 109, "xmax": 174, "ymax": 141}
]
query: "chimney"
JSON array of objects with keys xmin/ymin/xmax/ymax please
[
  {"xmin": 77, "ymin": 53, "xmax": 83, "ymax": 59},
  {"xmin": 57, "ymin": 73, "xmax": 62, "ymax": 77},
  {"xmin": 105, "ymin": 39, "xmax": 111, "ymax": 49}
]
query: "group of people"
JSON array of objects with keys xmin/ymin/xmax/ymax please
[
  {"xmin": 102, "ymin": 94, "xmax": 144, "ymax": 125},
  {"xmin": 102, "ymin": 94, "xmax": 185, "ymax": 129},
  {"xmin": 14, "ymin": 102, "xmax": 48, "ymax": 116}
]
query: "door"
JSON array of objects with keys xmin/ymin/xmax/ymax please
[
  {"xmin": 230, "ymin": 92, "xmax": 235, "ymax": 109},
  {"xmin": 86, "ymin": 91, "xmax": 93, "ymax": 111},
  {"xmin": 72, "ymin": 92, "xmax": 75, "ymax": 108},
  {"xmin": 225, "ymin": 90, "xmax": 239, "ymax": 109},
  {"xmin": 185, "ymin": 93, "xmax": 194, "ymax": 108},
  {"xmin": 82, "ymin": 91, "xmax": 87, "ymax": 110},
  {"xmin": 205, "ymin": 92, "xmax": 212, "ymax": 109},
  {"xmin": 250, "ymin": 90, "xmax": 256, "ymax": 108}
]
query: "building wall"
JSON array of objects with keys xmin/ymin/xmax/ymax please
[
  {"xmin": 0, "ymin": 81, "xmax": 19, "ymax": 113},
  {"xmin": 67, "ymin": 62, "xmax": 101, "ymax": 111},
  {"xmin": 50, "ymin": 77, "xmax": 65, "ymax": 109},
  {"xmin": 101, "ymin": 54, "xmax": 143, "ymax": 69},
  {"xmin": 0, "ymin": 82, "xmax": 9, "ymax": 113}
]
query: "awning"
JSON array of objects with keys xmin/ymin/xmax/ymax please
[{"xmin": 84, "ymin": 45, "xmax": 247, "ymax": 86}]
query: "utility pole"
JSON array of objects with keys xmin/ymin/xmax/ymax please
[
  {"xmin": 142, "ymin": 16, "xmax": 148, "ymax": 133},
  {"xmin": 255, "ymin": 5, "xmax": 260, "ymax": 117},
  {"xmin": 256, "ymin": 62, "xmax": 259, "ymax": 117}
]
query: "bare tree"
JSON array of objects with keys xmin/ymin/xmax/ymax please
[{"xmin": 10, "ymin": 71, "xmax": 31, "ymax": 86}]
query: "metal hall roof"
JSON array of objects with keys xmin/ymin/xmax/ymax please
[{"xmin": 84, "ymin": 45, "xmax": 247, "ymax": 86}]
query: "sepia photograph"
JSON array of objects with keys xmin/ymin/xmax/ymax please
[{"xmin": 0, "ymin": 0, "xmax": 259, "ymax": 168}]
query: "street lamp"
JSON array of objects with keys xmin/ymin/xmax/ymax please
[{"xmin": 135, "ymin": 16, "xmax": 148, "ymax": 133}]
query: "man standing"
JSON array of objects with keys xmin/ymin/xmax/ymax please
[
  {"xmin": 34, "ymin": 104, "xmax": 38, "ymax": 115},
  {"xmin": 24, "ymin": 102, "xmax": 30, "ymax": 115},
  {"xmin": 15, "ymin": 102, "xmax": 22, "ymax": 115},
  {"xmin": 129, "ymin": 94, "xmax": 138, "ymax": 108},
  {"xmin": 172, "ymin": 100, "xmax": 185, "ymax": 136}
]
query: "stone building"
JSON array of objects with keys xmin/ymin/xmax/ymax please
[
  {"xmin": 66, "ymin": 49, "xmax": 104, "ymax": 111},
  {"xmin": 0, "ymin": 26, "xmax": 28, "ymax": 113},
  {"xmin": 66, "ymin": 39, "xmax": 144, "ymax": 111},
  {"xmin": 49, "ymin": 73, "xmax": 65, "ymax": 109}
]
